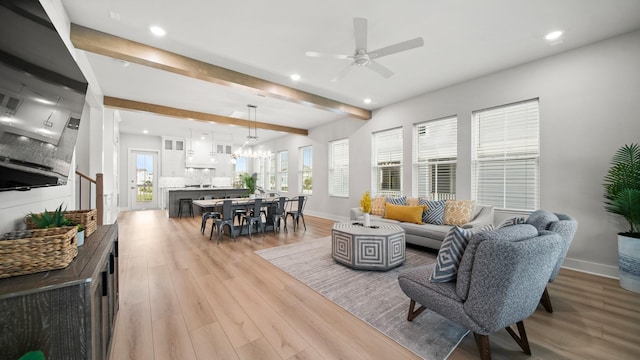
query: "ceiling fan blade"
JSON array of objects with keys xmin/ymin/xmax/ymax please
[
  {"xmin": 367, "ymin": 60, "xmax": 394, "ymax": 79},
  {"xmin": 368, "ymin": 37, "xmax": 424, "ymax": 60},
  {"xmin": 305, "ymin": 51, "xmax": 351, "ymax": 60},
  {"xmin": 353, "ymin": 17, "xmax": 368, "ymax": 51},
  {"xmin": 330, "ymin": 63, "xmax": 355, "ymax": 82}
]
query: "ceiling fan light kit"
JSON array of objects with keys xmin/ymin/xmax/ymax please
[{"xmin": 306, "ymin": 17, "xmax": 424, "ymax": 81}]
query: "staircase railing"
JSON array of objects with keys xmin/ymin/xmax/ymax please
[{"xmin": 75, "ymin": 171, "xmax": 104, "ymax": 226}]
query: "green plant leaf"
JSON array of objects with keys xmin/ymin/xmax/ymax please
[
  {"xmin": 604, "ymin": 143, "xmax": 640, "ymax": 235},
  {"xmin": 28, "ymin": 203, "xmax": 70, "ymax": 229}
]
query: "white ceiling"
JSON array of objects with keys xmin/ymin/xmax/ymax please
[{"xmin": 60, "ymin": 0, "xmax": 640, "ymax": 145}]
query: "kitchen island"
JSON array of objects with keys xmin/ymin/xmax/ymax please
[{"xmin": 167, "ymin": 188, "xmax": 248, "ymax": 218}]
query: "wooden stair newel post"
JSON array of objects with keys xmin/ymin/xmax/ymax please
[{"xmin": 96, "ymin": 173, "xmax": 104, "ymax": 226}]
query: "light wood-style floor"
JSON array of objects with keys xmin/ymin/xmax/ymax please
[{"xmin": 110, "ymin": 210, "xmax": 640, "ymax": 360}]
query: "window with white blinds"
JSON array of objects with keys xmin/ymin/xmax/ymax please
[
  {"xmin": 329, "ymin": 138, "xmax": 349, "ymax": 197},
  {"xmin": 299, "ymin": 146, "xmax": 313, "ymax": 194},
  {"xmin": 413, "ymin": 116, "xmax": 457, "ymax": 200},
  {"xmin": 266, "ymin": 154, "xmax": 276, "ymax": 191},
  {"xmin": 254, "ymin": 157, "xmax": 266, "ymax": 190},
  {"xmin": 278, "ymin": 151, "xmax": 288, "ymax": 192},
  {"xmin": 373, "ymin": 128, "xmax": 403, "ymax": 196},
  {"xmin": 472, "ymin": 99, "xmax": 540, "ymax": 210},
  {"xmin": 233, "ymin": 156, "xmax": 247, "ymax": 187}
]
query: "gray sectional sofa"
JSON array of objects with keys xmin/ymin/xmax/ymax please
[{"xmin": 350, "ymin": 205, "xmax": 495, "ymax": 249}]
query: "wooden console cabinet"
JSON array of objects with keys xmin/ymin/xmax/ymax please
[{"xmin": 0, "ymin": 224, "xmax": 119, "ymax": 360}]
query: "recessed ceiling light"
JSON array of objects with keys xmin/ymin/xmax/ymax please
[
  {"xmin": 114, "ymin": 59, "xmax": 130, "ymax": 67},
  {"xmin": 143, "ymin": 129, "xmax": 149, "ymax": 134},
  {"xmin": 545, "ymin": 30, "xmax": 563, "ymax": 41},
  {"xmin": 290, "ymin": 74, "xmax": 301, "ymax": 81},
  {"xmin": 364, "ymin": 98, "xmax": 372, "ymax": 104},
  {"xmin": 149, "ymin": 25, "xmax": 166, "ymax": 37}
]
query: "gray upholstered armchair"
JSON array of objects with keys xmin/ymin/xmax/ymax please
[
  {"xmin": 398, "ymin": 225, "xmax": 563, "ymax": 360},
  {"xmin": 525, "ymin": 210, "xmax": 578, "ymax": 313}
]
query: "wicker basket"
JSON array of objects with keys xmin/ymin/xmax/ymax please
[
  {"xmin": 0, "ymin": 226, "xmax": 78, "ymax": 279},
  {"xmin": 26, "ymin": 209, "xmax": 97, "ymax": 237},
  {"xmin": 63, "ymin": 209, "xmax": 98, "ymax": 237}
]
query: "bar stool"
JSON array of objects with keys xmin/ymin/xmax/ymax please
[{"xmin": 178, "ymin": 198, "xmax": 194, "ymax": 218}]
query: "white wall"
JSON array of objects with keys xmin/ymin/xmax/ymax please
[{"xmin": 261, "ymin": 29, "xmax": 640, "ymax": 277}]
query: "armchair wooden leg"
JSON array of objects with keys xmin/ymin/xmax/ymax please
[
  {"xmin": 473, "ymin": 333, "xmax": 492, "ymax": 360},
  {"xmin": 540, "ymin": 286, "xmax": 553, "ymax": 313},
  {"xmin": 407, "ymin": 299, "xmax": 427, "ymax": 321},
  {"xmin": 505, "ymin": 321, "xmax": 531, "ymax": 355}
]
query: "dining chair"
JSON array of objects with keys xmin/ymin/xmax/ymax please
[
  {"xmin": 200, "ymin": 196, "xmax": 220, "ymax": 234},
  {"xmin": 271, "ymin": 196, "xmax": 288, "ymax": 233},
  {"xmin": 226, "ymin": 193, "xmax": 246, "ymax": 224},
  {"xmin": 285, "ymin": 195, "xmax": 307, "ymax": 231},
  {"xmin": 240, "ymin": 198, "xmax": 265, "ymax": 239},
  {"xmin": 211, "ymin": 199, "xmax": 237, "ymax": 243}
]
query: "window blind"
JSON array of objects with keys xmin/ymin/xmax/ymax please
[
  {"xmin": 413, "ymin": 117, "xmax": 457, "ymax": 200},
  {"xmin": 373, "ymin": 128, "xmax": 403, "ymax": 196},
  {"xmin": 278, "ymin": 151, "xmax": 288, "ymax": 192},
  {"xmin": 472, "ymin": 99, "xmax": 540, "ymax": 210},
  {"xmin": 268, "ymin": 155, "xmax": 276, "ymax": 191},
  {"xmin": 254, "ymin": 158, "xmax": 266, "ymax": 189},
  {"xmin": 329, "ymin": 138, "xmax": 349, "ymax": 197},
  {"xmin": 299, "ymin": 146, "xmax": 313, "ymax": 194}
]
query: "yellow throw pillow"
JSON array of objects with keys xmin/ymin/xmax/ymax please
[
  {"xmin": 385, "ymin": 203, "xmax": 425, "ymax": 224},
  {"xmin": 443, "ymin": 200, "xmax": 476, "ymax": 225},
  {"xmin": 406, "ymin": 197, "xmax": 419, "ymax": 206},
  {"xmin": 371, "ymin": 196, "xmax": 386, "ymax": 216}
]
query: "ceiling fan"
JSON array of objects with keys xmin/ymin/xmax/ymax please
[{"xmin": 305, "ymin": 17, "xmax": 424, "ymax": 82}]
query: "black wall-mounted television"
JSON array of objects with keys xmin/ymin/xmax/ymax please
[{"xmin": 0, "ymin": 0, "xmax": 88, "ymax": 191}]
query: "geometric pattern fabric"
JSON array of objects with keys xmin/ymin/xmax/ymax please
[
  {"xmin": 331, "ymin": 222, "xmax": 405, "ymax": 270},
  {"xmin": 371, "ymin": 196, "xmax": 386, "ymax": 216},
  {"xmin": 443, "ymin": 200, "xmax": 476, "ymax": 226},
  {"xmin": 386, "ymin": 196, "xmax": 407, "ymax": 206},
  {"xmin": 498, "ymin": 216, "xmax": 526, "ymax": 228},
  {"xmin": 430, "ymin": 226, "xmax": 474, "ymax": 282},
  {"xmin": 420, "ymin": 199, "xmax": 446, "ymax": 225}
]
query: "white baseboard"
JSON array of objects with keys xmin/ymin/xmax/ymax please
[
  {"xmin": 304, "ymin": 210, "xmax": 348, "ymax": 222},
  {"xmin": 562, "ymin": 257, "xmax": 619, "ymax": 279}
]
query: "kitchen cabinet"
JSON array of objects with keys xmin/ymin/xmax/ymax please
[
  {"xmin": 0, "ymin": 224, "xmax": 119, "ymax": 360},
  {"xmin": 162, "ymin": 137, "xmax": 185, "ymax": 176}
]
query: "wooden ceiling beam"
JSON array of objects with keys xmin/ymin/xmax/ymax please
[
  {"xmin": 103, "ymin": 96, "xmax": 309, "ymax": 136},
  {"xmin": 71, "ymin": 24, "xmax": 371, "ymax": 121}
]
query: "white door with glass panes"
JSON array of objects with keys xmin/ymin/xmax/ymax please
[{"xmin": 129, "ymin": 150, "xmax": 159, "ymax": 210}]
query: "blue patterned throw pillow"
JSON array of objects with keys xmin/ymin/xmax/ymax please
[
  {"xmin": 430, "ymin": 226, "xmax": 474, "ymax": 282},
  {"xmin": 386, "ymin": 196, "xmax": 406, "ymax": 206},
  {"xmin": 419, "ymin": 199, "xmax": 446, "ymax": 225},
  {"xmin": 430, "ymin": 224, "xmax": 494, "ymax": 283},
  {"xmin": 497, "ymin": 216, "xmax": 526, "ymax": 228}
]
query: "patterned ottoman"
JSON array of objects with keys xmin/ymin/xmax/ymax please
[{"xmin": 331, "ymin": 221, "xmax": 406, "ymax": 270}]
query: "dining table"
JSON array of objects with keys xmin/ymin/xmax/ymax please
[{"xmin": 192, "ymin": 196, "xmax": 284, "ymax": 236}]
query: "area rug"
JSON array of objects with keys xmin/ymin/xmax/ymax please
[{"xmin": 255, "ymin": 237, "xmax": 469, "ymax": 360}]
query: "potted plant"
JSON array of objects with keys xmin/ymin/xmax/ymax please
[
  {"xmin": 242, "ymin": 173, "xmax": 257, "ymax": 198},
  {"xmin": 360, "ymin": 191, "xmax": 372, "ymax": 227},
  {"xmin": 603, "ymin": 143, "xmax": 640, "ymax": 293},
  {"xmin": 28, "ymin": 204, "xmax": 73, "ymax": 229},
  {"xmin": 76, "ymin": 224, "xmax": 85, "ymax": 246}
]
